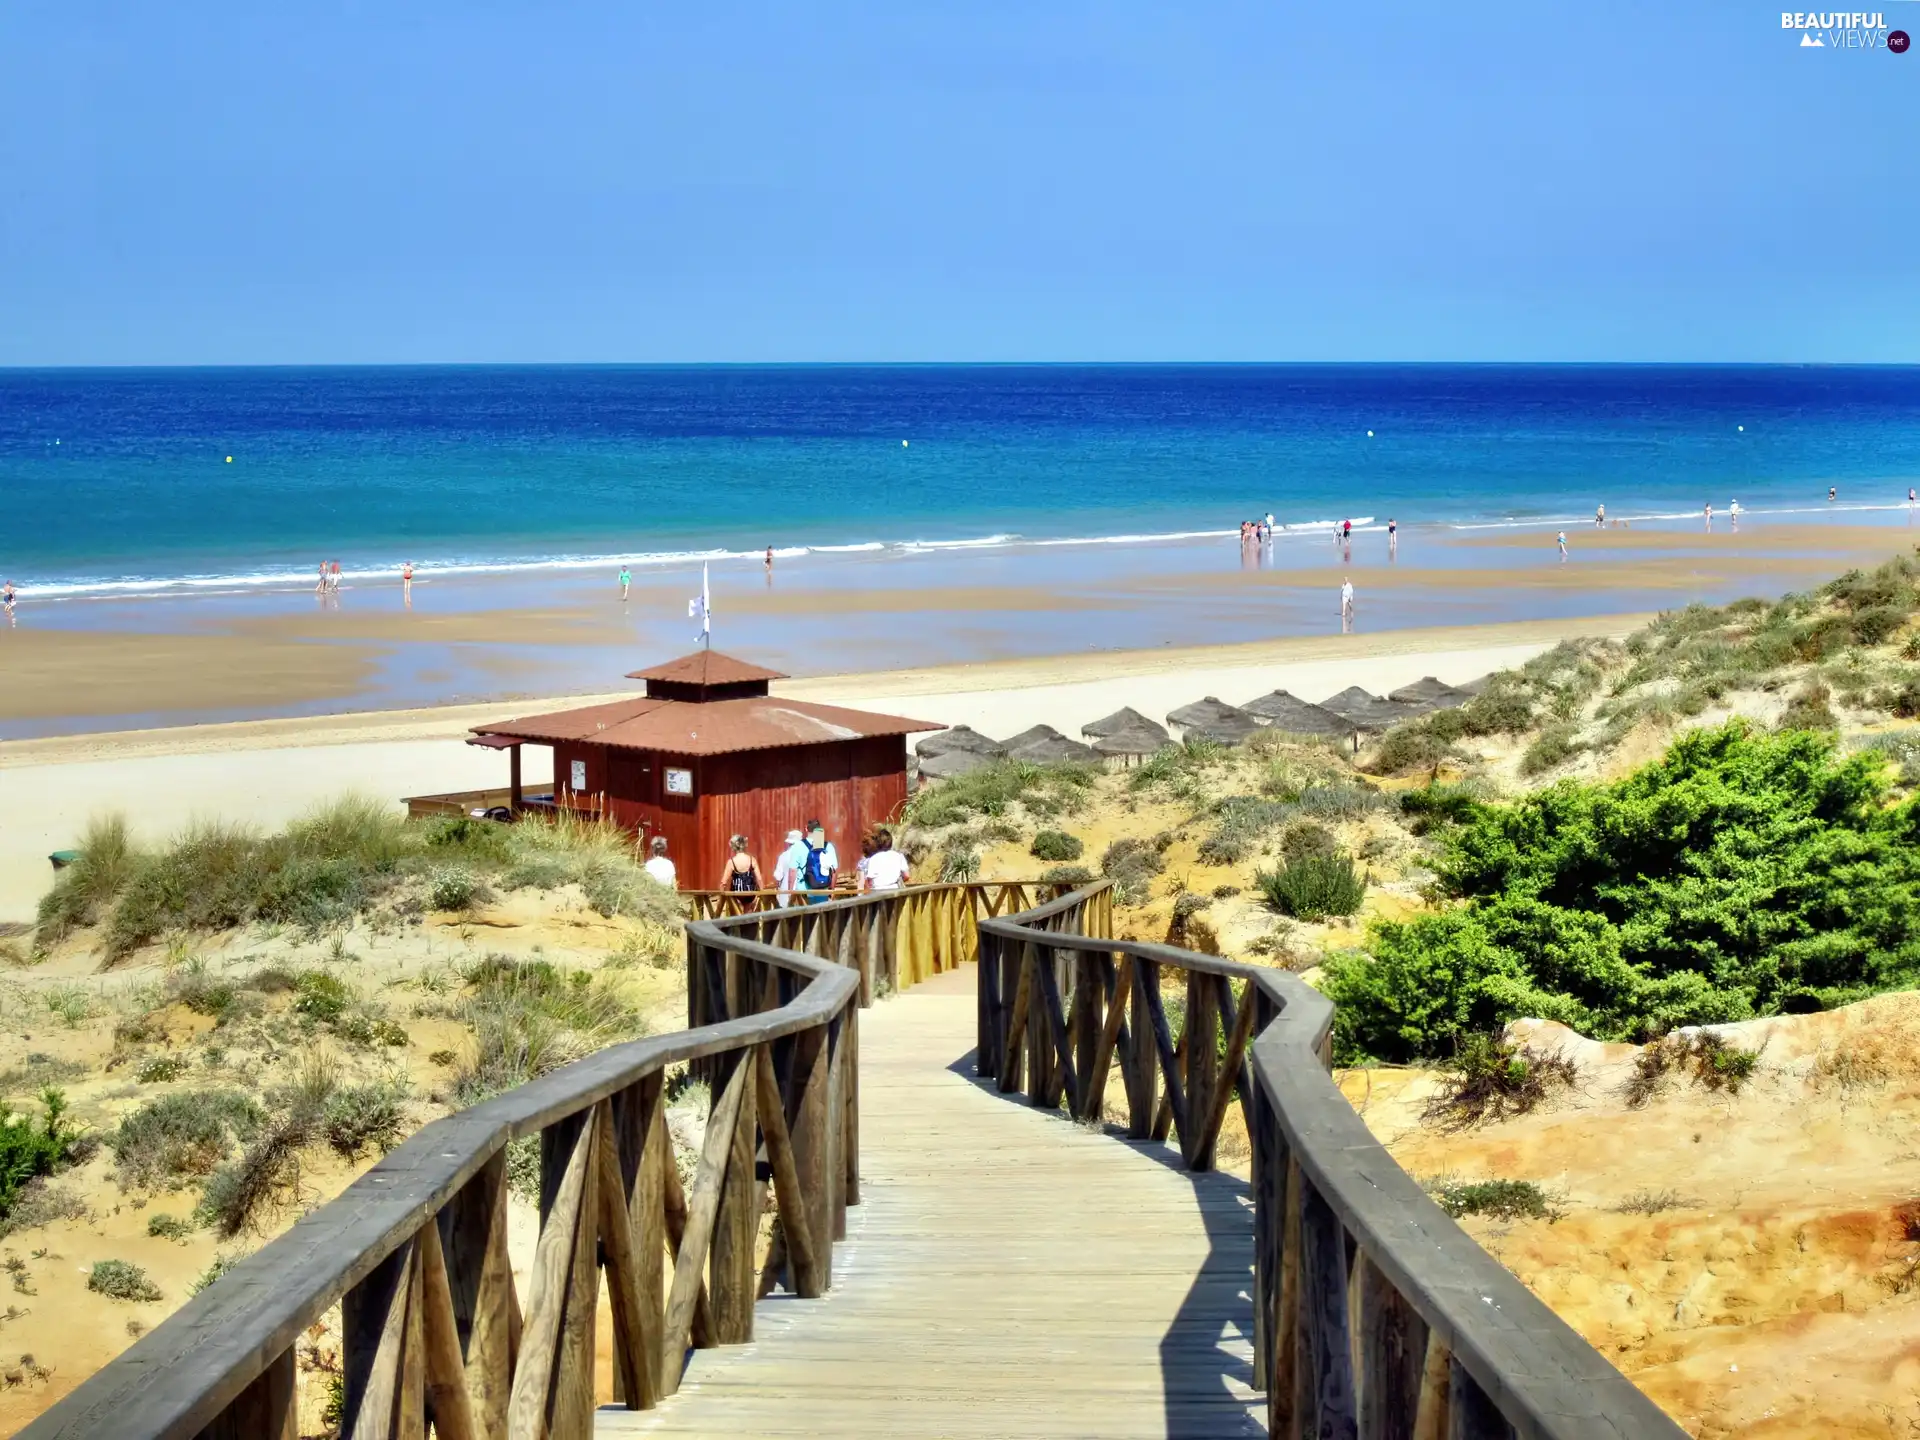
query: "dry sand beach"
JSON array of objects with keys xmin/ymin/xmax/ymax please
[{"xmin": 0, "ymin": 614, "xmax": 1645, "ymax": 924}]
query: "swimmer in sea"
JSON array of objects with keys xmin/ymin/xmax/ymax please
[{"xmin": 1830, "ymin": 487, "xmax": 1837, "ymax": 502}]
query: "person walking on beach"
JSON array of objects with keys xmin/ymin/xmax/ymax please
[
  {"xmin": 799, "ymin": 820, "xmax": 838, "ymax": 904},
  {"xmin": 331, "ymin": 560, "xmax": 342, "ymax": 594},
  {"xmin": 317, "ymin": 561, "xmax": 328, "ymax": 594},
  {"xmin": 1595, "ymin": 504, "xmax": 1605, "ymax": 528},
  {"xmin": 863, "ymin": 829, "xmax": 911, "ymax": 892},
  {"xmin": 1556, "ymin": 530, "xmax": 1568, "ymax": 560},
  {"xmin": 717, "ymin": 834, "xmax": 762, "ymax": 894},
  {"xmin": 1909, "ymin": 488, "xmax": 1916, "ymax": 506},
  {"xmin": 2, "ymin": 580, "xmax": 14, "ymax": 618},
  {"xmin": 401, "ymin": 561, "xmax": 414, "ymax": 605},
  {"xmin": 1387, "ymin": 518, "xmax": 1398, "ymax": 557},
  {"xmin": 1830, "ymin": 487, "xmax": 1838, "ymax": 502},
  {"xmin": 771, "ymin": 828, "xmax": 805, "ymax": 908},
  {"xmin": 618, "ymin": 565, "xmax": 631, "ymax": 602},
  {"xmin": 1341, "ymin": 518, "xmax": 1352, "ymax": 542},
  {"xmin": 1339, "ymin": 576, "xmax": 1355, "ymax": 631},
  {"xmin": 643, "ymin": 836, "xmax": 677, "ymax": 889},
  {"xmin": 765, "ymin": 546, "xmax": 774, "ymax": 573}
]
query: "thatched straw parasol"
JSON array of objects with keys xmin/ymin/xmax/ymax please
[
  {"xmin": 916, "ymin": 747, "xmax": 998, "ymax": 781},
  {"xmin": 1318, "ymin": 686, "xmax": 1413, "ymax": 733},
  {"xmin": 1456, "ymin": 674, "xmax": 1493, "ymax": 695},
  {"xmin": 1165, "ymin": 697, "xmax": 1263, "ymax": 745},
  {"xmin": 1387, "ymin": 676, "xmax": 1473, "ymax": 713},
  {"xmin": 1080, "ymin": 706, "xmax": 1168, "ymax": 743},
  {"xmin": 1241, "ymin": 690, "xmax": 1352, "ymax": 738},
  {"xmin": 1011, "ymin": 733, "xmax": 1099, "ymax": 764},
  {"xmin": 1001, "ymin": 724, "xmax": 1098, "ymax": 764},
  {"xmin": 1092, "ymin": 721, "xmax": 1172, "ymax": 765},
  {"xmin": 916, "ymin": 725, "xmax": 1005, "ymax": 760}
]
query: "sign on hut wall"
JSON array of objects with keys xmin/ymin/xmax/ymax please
[
  {"xmin": 570, "ymin": 759, "xmax": 587, "ymax": 791},
  {"xmin": 665, "ymin": 767, "xmax": 694, "ymax": 796}
]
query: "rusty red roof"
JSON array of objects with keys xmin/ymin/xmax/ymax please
[
  {"xmin": 624, "ymin": 650, "xmax": 789, "ymax": 686},
  {"xmin": 475, "ymin": 694, "xmax": 942, "ymax": 757}
]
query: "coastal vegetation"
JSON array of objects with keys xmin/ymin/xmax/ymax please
[{"xmin": 34, "ymin": 798, "xmax": 681, "ymax": 962}]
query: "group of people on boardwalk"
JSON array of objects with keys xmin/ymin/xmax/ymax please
[{"xmin": 639, "ymin": 819, "xmax": 911, "ymax": 904}]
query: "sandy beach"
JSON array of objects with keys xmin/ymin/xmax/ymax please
[{"xmin": 0, "ymin": 612, "xmax": 1648, "ymax": 924}]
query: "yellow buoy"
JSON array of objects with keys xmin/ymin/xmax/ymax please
[{"xmin": 226, "ymin": 455, "xmax": 233, "ymax": 463}]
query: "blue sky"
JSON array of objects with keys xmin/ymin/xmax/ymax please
[{"xmin": 1, "ymin": 1, "xmax": 1915, "ymax": 364}]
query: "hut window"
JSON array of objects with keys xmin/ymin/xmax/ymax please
[
  {"xmin": 665, "ymin": 767, "xmax": 693, "ymax": 796},
  {"xmin": 570, "ymin": 759, "xmax": 587, "ymax": 791}
]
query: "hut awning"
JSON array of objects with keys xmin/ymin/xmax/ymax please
[
  {"xmin": 1081, "ymin": 707, "xmax": 1168, "ymax": 742},
  {"xmin": 476, "ymin": 694, "xmax": 941, "ymax": 757},
  {"xmin": 466, "ymin": 734, "xmax": 523, "ymax": 750},
  {"xmin": 1240, "ymin": 691, "xmax": 1352, "ymax": 737}
]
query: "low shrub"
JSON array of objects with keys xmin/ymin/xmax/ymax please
[
  {"xmin": 452, "ymin": 956, "xmax": 643, "ymax": 1106},
  {"xmin": 34, "ymin": 814, "xmax": 137, "ymax": 947},
  {"xmin": 1101, "ymin": 838, "xmax": 1166, "ymax": 905},
  {"xmin": 1040, "ymin": 864, "xmax": 1095, "ymax": 888},
  {"xmin": 905, "ymin": 759, "xmax": 1098, "ymax": 828},
  {"xmin": 135, "ymin": 1054, "xmax": 190, "ymax": 1084},
  {"xmin": 146, "ymin": 1212, "xmax": 194, "ymax": 1241},
  {"xmin": 1397, "ymin": 782, "xmax": 1484, "ymax": 834},
  {"xmin": 323, "ymin": 1081, "xmax": 408, "ymax": 1158},
  {"xmin": 934, "ymin": 847, "xmax": 977, "ymax": 882},
  {"xmin": 425, "ymin": 866, "xmax": 487, "ymax": 912},
  {"xmin": 0, "ymin": 1089, "xmax": 81, "ymax": 1224},
  {"xmin": 1029, "ymin": 830, "xmax": 1084, "ymax": 863},
  {"xmin": 292, "ymin": 971, "xmax": 351, "ymax": 1023},
  {"xmin": 1426, "ymin": 1177, "xmax": 1555, "ymax": 1223},
  {"xmin": 1255, "ymin": 852, "xmax": 1365, "ymax": 921},
  {"xmin": 1519, "ymin": 723, "xmax": 1583, "ymax": 777},
  {"xmin": 1778, "ymin": 683, "xmax": 1838, "ymax": 732},
  {"xmin": 110, "ymin": 1090, "xmax": 264, "ymax": 1189},
  {"xmin": 87, "ymin": 1259, "xmax": 162, "ymax": 1303},
  {"xmin": 1423, "ymin": 1034, "xmax": 1577, "ymax": 1130}
]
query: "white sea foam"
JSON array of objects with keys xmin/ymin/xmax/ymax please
[{"xmin": 13, "ymin": 502, "xmax": 1917, "ymax": 600}]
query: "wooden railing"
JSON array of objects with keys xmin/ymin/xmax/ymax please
[
  {"xmin": 21, "ymin": 884, "xmax": 981, "ymax": 1440},
  {"xmin": 977, "ymin": 887, "xmax": 1687, "ymax": 1440},
  {"xmin": 686, "ymin": 877, "xmax": 1076, "ymax": 924}
]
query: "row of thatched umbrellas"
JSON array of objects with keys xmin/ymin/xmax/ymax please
[{"xmin": 914, "ymin": 675, "xmax": 1486, "ymax": 776}]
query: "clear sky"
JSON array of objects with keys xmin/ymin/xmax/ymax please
[{"xmin": 2, "ymin": 1, "xmax": 1915, "ymax": 365}]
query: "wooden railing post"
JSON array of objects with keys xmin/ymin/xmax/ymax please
[
  {"xmin": 1126, "ymin": 956, "xmax": 1157, "ymax": 1138},
  {"xmin": 199, "ymin": 1345, "xmax": 295, "ymax": 1440},
  {"xmin": 788, "ymin": 1020, "xmax": 833, "ymax": 1290},
  {"xmin": 1182, "ymin": 967, "xmax": 1218, "ymax": 1169},
  {"xmin": 710, "ymin": 1048, "xmax": 761, "ymax": 1344},
  {"xmin": 1071, "ymin": 950, "xmax": 1100, "ymax": 1119},
  {"xmin": 341, "ymin": 1236, "xmax": 424, "ymax": 1440},
  {"xmin": 1447, "ymin": 1357, "xmax": 1513, "ymax": 1439},
  {"xmin": 1356, "ymin": 1251, "xmax": 1427, "ymax": 1440},
  {"xmin": 1299, "ymin": 1176, "xmax": 1359, "ymax": 1439}
]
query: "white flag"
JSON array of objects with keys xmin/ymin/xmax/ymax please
[{"xmin": 692, "ymin": 563, "xmax": 711, "ymax": 643}]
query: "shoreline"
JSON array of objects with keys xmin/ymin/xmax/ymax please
[{"xmin": 0, "ymin": 612, "xmax": 1650, "ymax": 923}]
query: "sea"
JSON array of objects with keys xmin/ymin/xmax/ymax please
[{"xmin": 6, "ymin": 363, "xmax": 1920, "ymax": 599}]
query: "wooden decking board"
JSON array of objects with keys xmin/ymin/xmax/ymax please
[{"xmin": 600, "ymin": 971, "xmax": 1263, "ymax": 1438}]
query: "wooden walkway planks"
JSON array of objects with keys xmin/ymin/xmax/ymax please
[{"xmin": 600, "ymin": 966, "xmax": 1264, "ymax": 1439}]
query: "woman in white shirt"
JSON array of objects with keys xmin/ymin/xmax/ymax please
[
  {"xmin": 862, "ymin": 829, "xmax": 912, "ymax": 892},
  {"xmin": 643, "ymin": 835, "xmax": 677, "ymax": 889}
]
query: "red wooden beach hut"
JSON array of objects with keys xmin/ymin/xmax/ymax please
[{"xmin": 466, "ymin": 651, "xmax": 941, "ymax": 888}]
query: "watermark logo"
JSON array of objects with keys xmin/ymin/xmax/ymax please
[{"xmin": 1780, "ymin": 11, "xmax": 1907, "ymax": 48}]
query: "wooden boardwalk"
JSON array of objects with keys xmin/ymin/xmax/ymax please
[{"xmin": 601, "ymin": 965, "xmax": 1264, "ymax": 1439}]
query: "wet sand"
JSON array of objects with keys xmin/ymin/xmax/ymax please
[{"xmin": 1, "ymin": 517, "xmax": 1906, "ymax": 736}]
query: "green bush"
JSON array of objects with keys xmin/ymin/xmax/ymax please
[
  {"xmin": 426, "ymin": 866, "xmax": 486, "ymax": 912},
  {"xmin": 135, "ymin": 1054, "xmax": 190, "ymax": 1084},
  {"xmin": 323, "ymin": 1081, "xmax": 408, "ymax": 1158},
  {"xmin": 87, "ymin": 1259, "xmax": 162, "ymax": 1303},
  {"xmin": 1427, "ymin": 1177, "xmax": 1554, "ymax": 1222},
  {"xmin": 1324, "ymin": 723, "xmax": 1920, "ymax": 1063},
  {"xmin": 906, "ymin": 760, "xmax": 1097, "ymax": 828},
  {"xmin": 1029, "ymin": 830, "xmax": 1084, "ymax": 863},
  {"xmin": 146, "ymin": 1212, "xmax": 194, "ymax": 1241},
  {"xmin": 1039, "ymin": 865, "xmax": 1095, "ymax": 888},
  {"xmin": 110, "ymin": 1090, "xmax": 264, "ymax": 1189},
  {"xmin": 1100, "ymin": 838, "xmax": 1166, "ymax": 905},
  {"xmin": 1398, "ymin": 783, "xmax": 1484, "ymax": 835},
  {"xmin": 292, "ymin": 971, "xmax": 351, "ymax": 1023},
  {"xmin": 1520, "ymin": 723, "xmax": 1583, "ymax": 777},
  {"xmin": 1423, "ymin": 1034, "xmax": 1577, "ymax": 1129},
  {"xmin": 35, "ymin": 815, "xmax": 137, "ymax": 946},
  {"xmin": 0, "ymin": 1088, "xmax": 80, "ymax": 1224},
  {"xmin": 1778, "ymin": 683, "xmax": 1838, "ymax": 732},
  {"xmin": 452, "ymin": 955, "xmax": 643, "ymax": 1106},
  {"xmin": 1255, "ymin": 852, "xmax": 1364, "ymax": 921}
]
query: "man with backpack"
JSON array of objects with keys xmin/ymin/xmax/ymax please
[{"xmin": 799, "ymin": 820, "xmax": 839, "ymax": 903}]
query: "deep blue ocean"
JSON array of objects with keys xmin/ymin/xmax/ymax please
[{"xmin": 5, "ymin": 364, "xmax": 1920, "ymax": 596}]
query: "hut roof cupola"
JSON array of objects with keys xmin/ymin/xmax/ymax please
[{"xmin": 624, "ymin": 650, "xmax": 789, "ymax": 703}]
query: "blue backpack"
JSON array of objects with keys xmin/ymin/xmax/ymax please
[{"xmin": 804, "ymin": 842, "xmax": 833, "ymax": 889}]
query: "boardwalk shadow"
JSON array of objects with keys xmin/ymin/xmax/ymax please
[{"xmin": 951, "ymin": 1062, "xmax": 1264, "ymax": 1438}]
